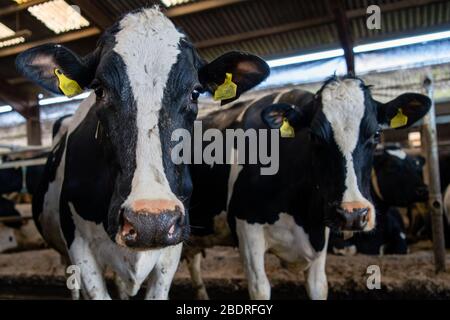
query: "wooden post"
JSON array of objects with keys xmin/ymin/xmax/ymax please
[
  {"xmin": 422, "ymin": 76, "xmax": 446, "ymax": 273},
  {"xmin": 25, "ymin": 105, "xmax": 42, "ymax": 146},
  {"xmin": 331, "ymin": 0, "xmax": 355, "ymax": 75}
]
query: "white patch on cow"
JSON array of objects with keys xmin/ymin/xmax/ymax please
[
  {"xmin": 236, "ymin": 214, "xmax": 328, "ymax": 300},
  {"xmin": 321, "ymin": 79, "xmax": 375, "ymax": 230},
  {"xmin": 52, "ymin": 115, "xmax": 73, "ymax": 147},
  {"xmin": 304, "ymin": 227, "xmax": 329, "ymax": 300},
  {"xmin": 67, "ymin": 92, "xmax": 96, "ymax": 136},
  {"xmin": 236, "ymin": 218, "xmax": 270, "ymax": 300},
  {"xmin": 40, "ymin": 145, "xmax": 67, "ymax": 253},
  {"xmin": 227, "ymin": 148, "xmax": 243, "ymax": 210},
  {"xmin": 265, "ymin": 213, "xmax": 321, "ymax": 265},
  {"xmin": 114, "ymin": 8, "xmax": 184, "ymax": 208},
  {"xmin": 145, "ymin": 243, "xmax": 183, "ymax": 299},
  {"xmin": 386, "ymin": 149, "xmax": 407, "ymax": 160},
  {"xmin": 40, "ymin": 93, "xmax": 97, "ymax": 253}
]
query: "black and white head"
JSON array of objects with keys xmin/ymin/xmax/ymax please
[
  {"xmin": 16, "ymin": 8, "xmax": 269, "ymax": 249},
  {"xmin": 262, "ymin": 76, "xmax": 430, "ymax": 232},
  {"xmin": 373, "ymin": 147, "xmax": 428, "ymax": 206}
]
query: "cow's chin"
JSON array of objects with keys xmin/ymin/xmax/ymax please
[{"xmin": 113, "ymin": 226, "xmax": 189, "ymax": 251}]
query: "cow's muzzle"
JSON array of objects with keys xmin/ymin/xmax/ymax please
[
  {"xmin": 116, "ymin": 199, "xmax": 188, "ymax": 249},
  {"xmin": 337, "ymin": 202, "xmax": 371, "ymax": 231}
]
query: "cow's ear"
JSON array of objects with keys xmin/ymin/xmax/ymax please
[
  {"xmin": 199, "ymin": 51, "xmax": 270, "ymax": 105},
  {"xmin": 261, "ymin": 103, "xmax": 307, "ymax": 131},
  {"xmin": 16, "ymin": 44, "xmax": 96, "ymax": 97},
  {"xmin": 378, "ymin": 93, "xmax": 431, "ymax": 129}
]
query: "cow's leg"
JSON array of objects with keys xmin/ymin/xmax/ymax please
[
  {"xmin": 68, "ymin": 236, "xmax": 111, "ymax": 300},
  {"xmin": 304, "ymin": 228, "xmax": 329, "ymax": 300},
  {"xmin": 187, "ymin": 252, "xmax": 209, "ymax": 300},
  {"xmin": 236, "ymin": 218, "xmax": 270, "ymax": 300},
  {"xmin": 114, "ymin": 273, "xmax": 130, "ymax": 300},
  {"xmin": 145, "ymin": 243, "xmax": 182, "ymax": 300}
]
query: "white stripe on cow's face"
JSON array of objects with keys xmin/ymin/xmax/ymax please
[
  {"xmin": 321, "ymin": 79, "xmax": 375, "ymax": 230},
  {"xmin": 114, "ymin": 9, "xmax": 184, "ymax": 209}
]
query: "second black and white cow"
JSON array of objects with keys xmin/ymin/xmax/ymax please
[
  {"xmin": 331, "ymin": 147, "xmax": 428, "ymax": 255},
  {"xmin": 16, "ymin": 7, "xmax": 269, "ymax": 299},
  {"xmin": 187, "ymin": 77, "xmax": 431, "ymax": 300}
]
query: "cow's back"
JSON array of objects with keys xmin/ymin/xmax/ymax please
[
  {"xmin": 32, "ymin": 94, "xmax": 96, "ymax": 254},
  {"xmin": 189, "ymin": 88, "xmax": 314, "ymax": 239},
  {"xmin": 32, "ymin": 134, "xmax": 68, "ymax": 254}
]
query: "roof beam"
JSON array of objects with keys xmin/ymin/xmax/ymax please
[
  {"xmin": 346, "ymin": 0, "xmax": 444, "ymax": 18},
  {"xmin": 71, "ymin": 0, "xmax": 115, "ymax": 31},
  {"xmin": 0, "ymin": 79, "xmax": 31, "ymax": 118},
  {"xmin": 165, "ymin": 0, "xmax": 247, "ymax": 18},
  {"xmin": 194, "ymin": 0, "xmax": 444, "ymax": 49},
  {"xmin": 195, "ymin": 17, "xmax": 333, "ymax": 49},
  {"xmin": 0, "ymin": 0, "xmax": 47, "ymax": 18},
  {"xmin": 0, "ymin": 27, "xmax": 101, "ymax": 58},
  {"xmin": 330, "ymin": 0, "xmax": 355, "ymax": 74},
  {"xmin": 0, "ymin": 30, "xmax": 32, "ymax": 42}
]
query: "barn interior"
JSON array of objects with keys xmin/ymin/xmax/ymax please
[{"xmin": 0, "ymin": 0, "xmax": 450, "ymax": 300}]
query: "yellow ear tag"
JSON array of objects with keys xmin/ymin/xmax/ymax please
[
  {"xmin": 54, "ymin": 69, "xmax": 83, "ymax": 98},
  {"xmin": 280, "ymin": 118, "xmax": 295, "ymax": 138},
  {"xmin": 390, "ymin": 108, "xmax": 408, "ymax": 129},
  {"xmin": 214, "ymin": 73, "xmax": 237, "ymax": 101}
]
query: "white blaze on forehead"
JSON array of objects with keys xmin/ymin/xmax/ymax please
[
  {"xmin": 321, "ymin": 79, "xmax": 375, "ymax": 226},
  {"xmin": 114, "ymin": 9, "xmax": 184, "ymax": 208},
  {"xmin": 386, "ymin": 149, "xmax": 407, "ymax": 160}
]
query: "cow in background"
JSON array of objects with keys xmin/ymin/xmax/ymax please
[
  {"xmin": 0, "ymin": 148, "xmax": 50, "ymax": 227},
  {"xmin": 410, "ymin": 152, "xmax": 450, "ymax": 247},
  {"xmin": 186, "ymin": 76, "xmax": 431, "ymax": 300},
  {"xmin": 0, "ymin": 167, "xmax": 22, "ymax": 228},
  {"xmin": 330, "ymin": 147, "xmax": 428, "ymax": 255},
  {"xmin": 16, "ymin": 7, "xmax": 269, "ymax": 299}
]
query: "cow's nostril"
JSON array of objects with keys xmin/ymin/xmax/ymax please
[
  {"xmin": 168, "ymin": 224, "xmax": 176, "ymax": 239},
  {"xmin": 121, "ymin": 216, "xmax": 138, "ymax": 242},
  {"xmin": 361, "ymin": 210, "xmax": 368, "ymax": 222}
]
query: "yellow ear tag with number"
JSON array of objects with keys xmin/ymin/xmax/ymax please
[
  {"xmin": 54, "ymin": 69, "xmax": 83, "ymax": 98},
  {"xmin": 214, "ymin": 73, "xmax": 237, "ymax": 101},
  {"xmin": 280, "ymin": 118, "xmax": 295, "ymax": 138},
  {"xmin": 390, "ymin": 108, "xmax": 408, "ymax": 129}
]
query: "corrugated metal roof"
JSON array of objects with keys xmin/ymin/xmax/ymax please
[{"xmin": 2, "ymin": 0, "xmax": 450, "ymax": 103}]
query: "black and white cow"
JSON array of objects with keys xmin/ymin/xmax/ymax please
[
  {"xmin": 16, "ymin": 8, "xmax": 269, "ymax": 300},
  {"xmin": 186, "ymin": 77, "xmax": 431, "ymax": 300},
  {"xmin": 331, "ymin": 147, "xmax": 428, "ymax": 255},
  {"xmin": 412, "ymin": 152, "xmax": 450, "ymax": 248}
]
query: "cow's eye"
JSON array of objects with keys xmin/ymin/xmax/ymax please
[
  {"xmin": 191, "ymin": 89, "xmax": 200, "ymax": 103},
  {"xmin": 94, "ymin": 86, "xmax": 105, "ymax": 100},
  {"xmin": 372, "ymin": 130, "xmax": 381, "ymax": 144}
]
